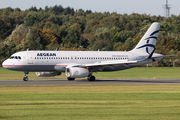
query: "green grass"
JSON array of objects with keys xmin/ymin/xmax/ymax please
[
  {"xmin": 0, "ymin": 85, "xmax": 180, "ymax": 120},
  {"xmin": 1, "ymin": 67, "xmax": 180, "ymax": 80},
  {"xmin": 1, "ymin": 67, "xmax": 180, "ymax": 119},
  {"xmin": 95, "ymin": 67, "xmax": 180, "ymax": 79}
]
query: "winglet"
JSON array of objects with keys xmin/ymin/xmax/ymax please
[{"xmin": 56, "ymin": 47, "xmax": 59, "ymax": 51}]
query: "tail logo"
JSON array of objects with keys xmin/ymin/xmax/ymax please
[{"xmin": 137, "ymin": 30, "xmax": 159, "ymax": 54}]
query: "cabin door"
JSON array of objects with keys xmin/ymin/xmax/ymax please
[{"xmin": 27, "ymin": 53, "xmax": 33, "ymax": 64}]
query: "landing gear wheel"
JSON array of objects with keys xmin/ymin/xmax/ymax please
[
  {"xmin": 88, "ymin": 76, "xmax": 95, "ymax": 81},
  {"xmin": 23, "ymin": 71, "xmax": 29, "ymax": 81},
  {"xmin": 23, "ymin": 77, "xmax": 28, "ymax": 81},
  {"xmin": 67, "ymin": 77, "xmax": 75, "ymax": 81}
]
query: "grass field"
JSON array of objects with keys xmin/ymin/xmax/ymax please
[
  {"xmin": 1, "ymin": 67, "xmax": 180, "ymax": 119},
  {"xmin": 0, "ymin": 85, "xmax": 180, "ymax": 120},
  {"xmin": 1, "ymin": 67, "xmax": 180, "ymax": 80}
]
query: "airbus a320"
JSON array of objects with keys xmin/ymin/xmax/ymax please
[{"xmin": 2, "ymin": 22, "xmax": 163, "ymax": 81}]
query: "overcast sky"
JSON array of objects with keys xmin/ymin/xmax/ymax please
[{"xmin": 0, "ymin": 0, "xmax": 179, "ymax": 16}]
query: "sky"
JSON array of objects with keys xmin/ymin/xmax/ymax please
[{"xmin": 0, "ymin": 0, "xmax": 179, "ymax": 17}]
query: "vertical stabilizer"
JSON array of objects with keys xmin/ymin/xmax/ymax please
[{"xmin": 131, "ymin": 22, "xmax": 161, "ymax": 54}]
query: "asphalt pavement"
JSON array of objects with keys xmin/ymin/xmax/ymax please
[{"xmin": 1, "ymin": 79, "xmax": 180, "ymax": 86}]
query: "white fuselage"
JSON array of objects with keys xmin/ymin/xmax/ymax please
[{"xmin": 2, "ymin": 50, "xmax": 163, "ymax": 72}]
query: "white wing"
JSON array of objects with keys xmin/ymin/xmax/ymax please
[{"xmin": 82, "ymin": 60, "xmax": 137, "ymax": 67}]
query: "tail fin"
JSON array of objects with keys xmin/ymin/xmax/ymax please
[{"xmin": 131, "ymin": 22, "xmax": 161, "ymax": 54}]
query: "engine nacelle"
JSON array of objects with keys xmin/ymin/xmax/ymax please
[
  {"xmin": 65, "ymin": 67, "xmax": 89, "ymax": 78},
  {"xmin": 36, "ymin": 72, "xmax": 61, "ymax": 77}
]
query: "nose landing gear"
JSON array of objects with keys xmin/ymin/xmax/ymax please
[{"xmin": 23, "ymin": 71, "xmax": 29, "ymax": 81}]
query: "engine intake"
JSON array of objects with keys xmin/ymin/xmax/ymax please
[
  {"xmin": 36, "ymin": 72, "xmax": 61, "ymax": 77},
  {"xmin": 65, "ymin": 67, "xmax": 89, "ymax": 78}
]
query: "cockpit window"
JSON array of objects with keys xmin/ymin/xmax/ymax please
[
  {"xmin": 10, "ymin": 56, "xmax": 15, "ymax": 59},
  {"xmin": 10, "ymin": 56, "xmax": 21, "ymax": 59}
]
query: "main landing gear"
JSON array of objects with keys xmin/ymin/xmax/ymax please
[
  {"xmin": 23, "ymin": 71, "xmax": 29, "ymax": 81},
  {"xmin": 88, "ymin": 75, "xmax": 95, "ymax": 81},
  {"xmin": 67, "ymin": 77, "xmax": 75, "ymax": 81},
  {"xmin": 67, "ymin": 76, "xmax": 96, "ymax": 81}
]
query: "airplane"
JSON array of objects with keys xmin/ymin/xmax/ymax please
[{"xmin": 2, "ymin": 22, "xmax": 163, "ymax": 81}]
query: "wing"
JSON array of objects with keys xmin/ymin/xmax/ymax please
[{"xmin": 82, "ymin": 60, "xmax": 137, "ymax": 67}]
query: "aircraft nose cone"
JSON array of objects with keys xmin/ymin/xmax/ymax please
[
  {"xmin": 2, "ymin": 60, "xmax": 10, "ymax": 69},
  {"xmin": 2, "ymin": 60, "xmax": 7, "ymax": 67}
]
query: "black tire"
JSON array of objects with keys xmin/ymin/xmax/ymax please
[
  {"xmin": 67, "ymin": 77, "xmax": 75, "ymax": 81},
  {"xmin": 88, "ymin": 76, "xmax": 95, "ymax": 81},
  {"xmin": 23, "ymin": 77, "xmax": 28, "ymax": 81}
]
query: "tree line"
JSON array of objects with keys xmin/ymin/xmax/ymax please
[{"xmin": 0, "ymin": 5, "xmax": 180, "ymax": 63}]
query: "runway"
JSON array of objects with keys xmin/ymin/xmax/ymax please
[{"xmin": 1, "ymin": 79, "xmax": 180, "ymax": 86}]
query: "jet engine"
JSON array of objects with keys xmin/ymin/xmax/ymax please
[
  {"xmin": 65, "ymin": 67, "xmax": 90, "ymax": 78},
  {"xmin": 36, "ymin": 72, "xmax": 61, "ymax": 77}
]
